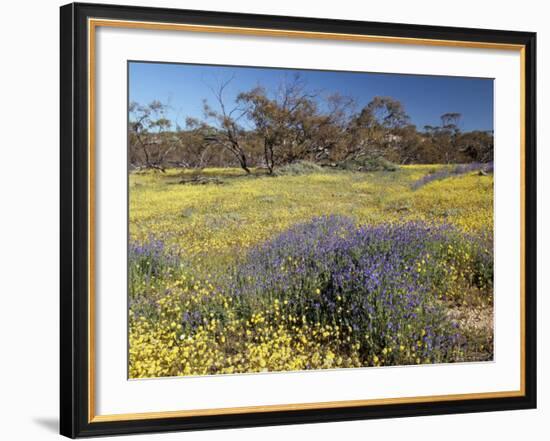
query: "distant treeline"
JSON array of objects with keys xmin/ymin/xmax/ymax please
[{"xmin": 129, "ymin": 76, "xmax": 493, "ymax": 173}]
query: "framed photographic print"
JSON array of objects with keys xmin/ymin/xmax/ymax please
[{"xmin": 60, "ymin": 2, "xmax": 537, "ymax": 438}]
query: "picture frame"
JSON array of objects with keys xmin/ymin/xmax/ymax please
[{"xmin": 60, "ymin": 2, "xmax": 537, "ymax": 438}]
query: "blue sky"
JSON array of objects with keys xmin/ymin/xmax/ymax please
[{"xmin": 129, "ymin": 61, "xmax": 494, "ymax": 132}]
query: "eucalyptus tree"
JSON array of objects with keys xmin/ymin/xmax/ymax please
[
  {"xmin": 129, "ymin": 100, "xmax": 180, "ymax": 171},
  {"xmin": 236, "ymin": 75, "xmax": 322, "ymax": 173},
  {"xmin": 201, "ymin": 77, "xmax": 251, "ymax": 174}
]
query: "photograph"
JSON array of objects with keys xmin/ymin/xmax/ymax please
[
  {"xmin": 56, "ymin": 2, "xmax": 538, "ymax": 437},
  {"xmin": 128, "ymin": 62, "xmax": 495, "ymax": 379}
]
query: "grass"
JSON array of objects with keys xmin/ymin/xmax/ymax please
[{"xmin": 128, "ymin": 165, "xmax": 494, "ymax": 378}]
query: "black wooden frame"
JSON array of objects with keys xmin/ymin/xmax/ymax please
[{"xmin": 60, "ymin": 2, "xmax": 537, "ymax": 438}]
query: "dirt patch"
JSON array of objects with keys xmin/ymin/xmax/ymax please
[{"xmin": 447, "ymin": 305, "xmax": 494, "ymax": 362}]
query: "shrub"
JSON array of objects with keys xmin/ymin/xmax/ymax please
[
  {"xmin": 274, "ymin": 160, "xmax": 324, "ymax": 176},
  {"xmin": 337, "ymin": 155, "xmax": 398, "ymax": 172}
]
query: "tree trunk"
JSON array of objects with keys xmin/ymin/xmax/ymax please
[
  {"xmin": 264, "ymin": 140, "xmax": 274, "ymax": 174},
  {"xmin": 239, "ymin": 153, "xmax": 251, "ymax": 174}
]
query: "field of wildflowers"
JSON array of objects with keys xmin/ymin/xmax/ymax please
[{"xmin": 129, "ymin": 165, "xmax": 493, "ymax": 378}]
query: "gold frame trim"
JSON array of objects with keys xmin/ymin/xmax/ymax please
[{"xmin": 87, "ymin": 18, "xmax": 527, "ymax": 423}]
